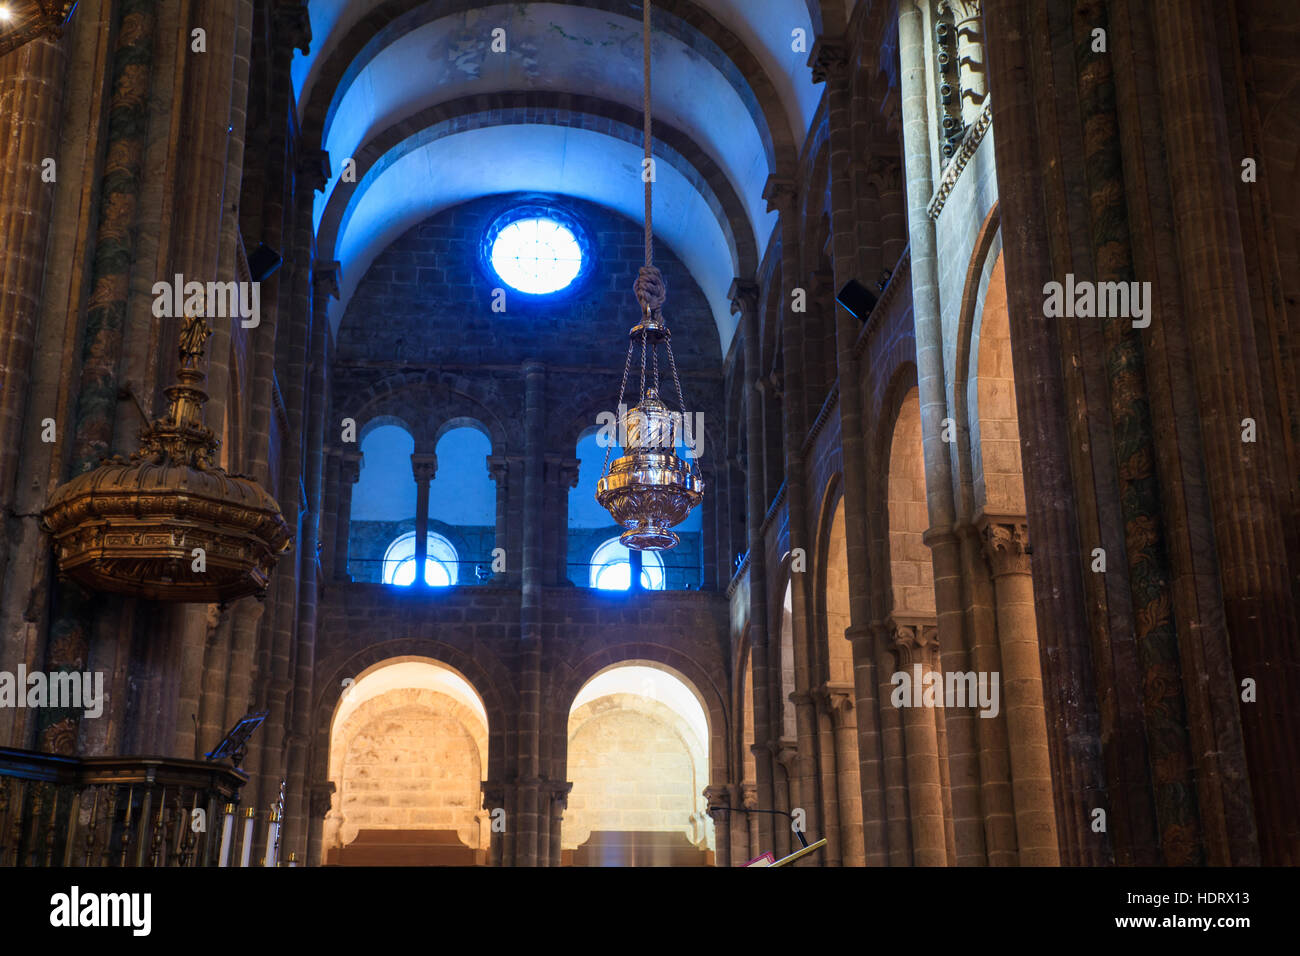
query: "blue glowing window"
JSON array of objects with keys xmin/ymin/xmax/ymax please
[
  {"xmin": 382, "ymin": 532, "xmax": 458, "ymax": 587},
  {"xmin": 489, "ymin": 217, "xmax": 583, "ymax": 295},
  {"xmin": 590, "ymin": 537, "xmax": 665, "ymax": 591}
]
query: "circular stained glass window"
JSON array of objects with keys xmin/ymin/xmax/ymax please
[{"xmin": 489, "ymin": 217, "xmax": 584, "ymax": 295}]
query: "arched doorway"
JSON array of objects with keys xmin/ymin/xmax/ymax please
[
  {"xmin": 324, "ymin": 658, "xmax": 490, "ymax": 865},
  {"xmin": 563, "ymin": 663, "xmax": 714, "ymax": 866}
]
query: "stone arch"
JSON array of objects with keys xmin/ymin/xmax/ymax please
[
  {"xmin": 316, "ymin": 92, "xmax": 757, "ymax": 281},
  {"xmin": 549, "ymin": 646, "xmax": 728, "ymax": 785},
  {"xmin": 344, "ymin": 370, "xmax": 513, "ymax": 456},
  {"xmin": 885, "ymin": 386, "xmax": 934, "ymax": 617},
  {"xmin": 312, "ymin": 639, "xmax": 516, "ymax": 799},
  {"xmin": 299, "ymin": 0, "xmax": 797, "ymax": 180},
  {"xmin": 563, "ymin": 662, "xmax": 715, "ymax": 853}
]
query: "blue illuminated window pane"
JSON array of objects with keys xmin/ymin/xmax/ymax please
[
  {"xmin": 490, "ymin": 218, "xmax": 582, "ymax": 294},
  {"xmin": 590, "ymin": 537, "xmax": 664, "ymax": 591},
  {"xmin": 382, "ymin": 532, "xmax": 458, "ymax": 587}
]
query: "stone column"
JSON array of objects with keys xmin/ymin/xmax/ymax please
[
  {"xmin": 813, "ymin": 691, "xmax": 842, "ymax": 865},
  {"xmin": 410, "ymin": 454, "xmax": 437, "ymax": 585},
  {"xmin": 789, "ymin": 689, "xmax": 823, "ymax": 865},
  {"xmin": 772, "ymin": 740, "xmax": 797, "ymax": 860},
  {"xmin": 487, "ymin": 455, "xmax": 510, "ymax": 584},
  {"xmin": 334, "ymin": 452, "xmax": 362, "ymax": 580},
  {"xmin": 546, "ymin": 782, "xmax": 572, "ymax": 867},
  {"xmin": 729, "ymin": 782, "xmax": 749, "ymax": 863},
  {"xmin": 979, "ymin": 518, "xmax": 1059, "ymax": 864},
  {"xmin": 810, "ymin": 38, "xmax": 889, "ymax": 864},
  {"xmin": 307, "ymin": 781, "xmax": 335, "ymax": 868},
  {"xmin": 891, "ymin": 619, "xmax": 948, "ymax": 865},
  {"xmin": 482, "ymin": 785, "xmax": 506, "ymax": 867},
  {"xmin": 517, "ymin": 362, "xmax": 546, "ymax": 864},
  {"xmin": 554, "ymin": 458, "xmax": 580, "ymax": 585},
  {"xmin": 823, "ymin": 683, "xmax": 864, "ymax": 864},
  {"xmin": 321, "ymin": 450, "xmax": 342, "ymax": 580},
  {"xmin": 704, "ymin": 785, "xmax": 731, "ymax": 868},
  {"xmin": 764, "ymin": 176, "xmax": 824, "ymax": 864},
  {"xmin": 734, "ymin": 278, "xmax": 776, "ymax": 854},
  {"xmin": 0, "ymin": 31, "xmax": 67, "ymax": 594},
  {"xmin": 1147, "ymin": 0, "xmax": 1300, "ymax": 864},
  {"xmin": 897, "ymin": 0, "xmax": 984, "ymax": 865},
  {"xmin": 874, "ymin": 623, "xmax": 912, "ymax": 864}
]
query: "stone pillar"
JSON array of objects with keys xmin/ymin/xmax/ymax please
[
  {"xmin": 410, "ymin": 454, "xmax": 437, "ymax": 586},
  {"xmin": 764, "ymin": 176, "xmax": 824, "ymax": 864},
  {"xmin": 307, "ymin": 781, "xmax": 335, "ymax": 867},
  {"xmin": 733, "ymin": 279, "xmax": 776, "ymax": 853},
  {"xmin": 487, "ymin": 455, "xmax": 510, "ymax": 584},
  {"xmin": 1146, "ymin": 0, "xmax": 1300, "ymax": 864},
  {"xmin": 772, "ymin": 740, "xmax": 797, "ymax": 860},
  {"xmin": 334, "ymin": 452, "xmax": 362, "ymax": 580},
  {"xmin": 891, "ymin": 619, "xmax": 948, "ymax": 865},
  {"xmin": 979, "ymin": 518, "xmax": 1059, "ymax": 864},
  {"xmin": 0, "ymin": 32, "xmax": 67, "ymax": 594},
  {"xmin": 789, "ymin": 689, "xmax": 823, "ymax": 864},
  {"xmin": 810, "ymin": 38, "xmax": 889, "ymax": 865},
  {"xmin": 704, "ymin": 785, "xmax": 731, "ymax": 868},
  {"xmin": 321, "ymin": 450, "xmax": 342, "ymax": 580},
  {"xmin": 897, "ymin": 0, "xmax": 986, "ymax": 865},
  {"xmin": 729, "ymin": 783, "xmax": 749, "ymax": 863},
  {"xmin": 823, "ymin": 683, "xmax": 864, "ymax": 864},
  {"xmin": 554, "ymin": 458, "xmax": 580, "ymax": 585},
  {"xmin": 517, "ymin": 362, "xmax": 546, "ymax": 864},
  {"xmin": 873, "ymin": 624, "xmax": 912, "ymax": 864},
  {"xmin": 813, "ymin": 692, "xmax": 841, "ymax": 865},
  {"xmin": 482, "ymin": 785, "xmax": 506, "ymax": 867},
  {"xmin": 546, "ymin": 782, "xmax": 572, "ymax": 867}
]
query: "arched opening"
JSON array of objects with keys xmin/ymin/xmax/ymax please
[
  {"xmin": 428, "ymin": 424, "xmax": 496, "ymax": 584},
  {"xmin": 822, "ymin": 495, "xmax": 864, "ymax": 864},
  {"xmin": 380, "ymin": 531, "xmax": 458, "ymax": 586},
  {"xmin": 324, "ymin": 659, "xmax": 490, "ymax": 866},
  {"xmin": 348, "ymin": 423, "xmax": 418, "ymax": 581},
  {"xmin": 563, "ymin": 663, "xmax": 714, "ymax": 866},
  {"xmin": 887, "ymin": 390, "xmax": 935, "ymax": 617},
  {"xmin": 569, "ymin": 430, "xmax": 703, "ymax": 589}
]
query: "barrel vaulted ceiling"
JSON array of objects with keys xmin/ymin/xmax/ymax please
[{"xmin": 293, "ymin": 1, "xmax": 853, "ymax": 353}]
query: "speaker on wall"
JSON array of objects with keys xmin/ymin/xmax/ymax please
[
  {"xmin": 247, "ymin": 242, "xmax": 283, "ymax": 282},
  {"xmin": 836, "ymin": 278, "xmax": 878, "ymax": 323}
]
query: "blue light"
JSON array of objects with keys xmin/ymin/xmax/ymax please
[{"xmin": 490, "ymin": 217, "xmax": 583, "ymax": 295}]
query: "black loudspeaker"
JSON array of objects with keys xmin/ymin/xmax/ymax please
[
  {"xmin": 247, "ymin": 242, "xmax": 283, "ymax": 282},
  {"xmin": 836, "ymin": 278, "xmax": 878, "ymax": 322}
]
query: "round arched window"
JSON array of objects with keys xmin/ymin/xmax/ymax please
[
  {"xmin": 488, "ymin": 216, "xmax": 584, "ymax": 295},
  {"xmin": 381, "ymin": 532, "xmax": 459, "ymax": 587},
  {"xmin": 590, "ymin": 537, "xmax": 665, "ymax": 591}
]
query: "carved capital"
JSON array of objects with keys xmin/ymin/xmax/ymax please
[
  {"xmin": 341, "ymin": 451, "xmax": 363, "ymax": 485},
  {"xmin": 486, "ymin": 454, "xmax": 510, "ymax": 485},
  {"xmin": 703, "ymin": 784, "xmax": 731, "ymax": 818},
  {"xmin": 741, "ymin": 782, "xmax": 759, "ymax": 811},
  {"xmin": 411, "ymin": 453, "xmax": 438, "ymax": 485},
  {"xmin": 808, "ymin": 39, "xmax": 849, "ymax": 84},
  {"xmin": 728, "ymin": 278, "xmax": 760, "ymax": 320},
  {"xmin": 889, "ymin": 619, "xmax": 940, "ymax": 667},
  {"xmin": 312, "ymin": 260, "xmax": 341, "ymax": 300},
  {"xmin": 763, "ymin": 175, "xmax": 796, "ymax": 214},
  {"xmin": 866, "ymin": 155, "xmax": 903, "ymax": 194},
  {"xmin": 941, "ymin": 0, "xmax": 983, "ymax": 28},
  {"xmin": 297, "ymin": 148, "xmax": 331, "ymax": 195},
  {"xmin": 979, "ymin": 518, "xmax": 1031, "ymax": 577},
  {"xmin": 815, "ymin": 681, "xmax": 855, "ymax": 721},
  {"xmin": 481, "ymin": 782, "xmax": 507, "ymax": 812},
  {"xmin": 309, "ymin": 781, "xmax": 336, "ymax": 819},
  {"xmin": 272, "ymin": 2, "xmax": 312, "ymax": 55}
]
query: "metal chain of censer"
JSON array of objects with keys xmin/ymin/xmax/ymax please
[{"xmin": 595, "ymin": 0, "xmax": 704, "ymax": 551}]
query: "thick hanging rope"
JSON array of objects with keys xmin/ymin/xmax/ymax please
[{"xmin": 604, "ymin": 0, "xmax": 694, "ymax": 479}]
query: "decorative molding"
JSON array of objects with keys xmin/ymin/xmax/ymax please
[
  {"xmin": 808, "ymin": 40, "xmax": 849, "ymax": 84},
  {"xmin": 927, "ymin": 99, "xmax": 994, "ymax": 220},
  {"xmin": 800, "ymin": 383, "xmax": 840, "ymax": 460}
]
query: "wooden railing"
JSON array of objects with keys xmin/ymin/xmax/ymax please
[{"xmin": 0, "ymin": 747, "xmax": 247, "ymax": 867}]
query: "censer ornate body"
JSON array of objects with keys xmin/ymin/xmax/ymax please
[
  {"xmin": 595, "ymin": 0, "xmax": 704, "ymax": 550},
  {"xmin": 42, "ymin": 314, "xmax": 292, "ymax": 603}
]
